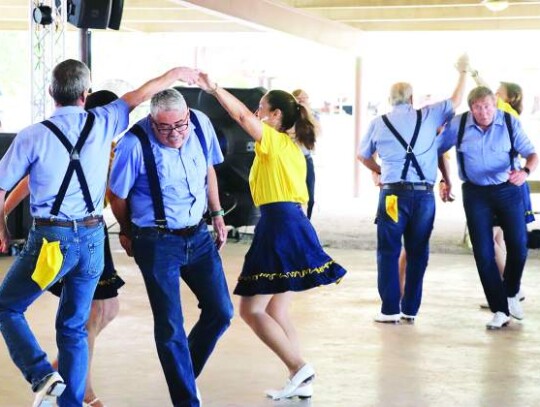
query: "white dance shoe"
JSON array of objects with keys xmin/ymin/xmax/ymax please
[
  {"xmin": 266, "ymin": 383, "xmax": 313, "ymax": 400},
  {"xmin": 265, "ymin": 363, "xmax": 315, "ymax": 400}
]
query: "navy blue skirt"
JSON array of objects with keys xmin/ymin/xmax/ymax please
[{"xmin": 233, "ymin": 202, "xmax": 346, "ymax": 296}]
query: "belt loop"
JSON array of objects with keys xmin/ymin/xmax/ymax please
[{"xmin": 72, "ymin": 219, "xmax": 78, "ymax": 232}]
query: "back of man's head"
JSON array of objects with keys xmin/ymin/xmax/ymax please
[
  {"xmin": 50, "ymin": 59, "xmax": 91, "ymax": 106},
  {"xmin": 389, "ymin": 82, "xmax": 413, "ymax": 106},
  {"xmin": 150, "ymin": 88, "xmax": 187, "ymax": 117}
]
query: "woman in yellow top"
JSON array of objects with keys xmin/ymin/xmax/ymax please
[
  {"xmin": 190, "ymin": 70, "xmax": 346, "ymax": 401},
  {"xmin": 470, "ymin": 69, "xmax": 535, "ymax": 300}
]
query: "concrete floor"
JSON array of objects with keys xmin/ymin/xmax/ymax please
[{"xmin": 1, "ymin": 239, "xmax": 540, "ymax": 407}]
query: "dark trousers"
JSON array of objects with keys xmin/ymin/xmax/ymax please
[
  {"xmin": 132, "ymin": 223, "xmax": 233, "ymax": 407},
  {"xmin": 462, "ymin": 182, "xmax": 528, "ymax": 314}
]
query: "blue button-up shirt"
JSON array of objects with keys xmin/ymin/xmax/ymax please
[
  {"xmin": 438, "ymin": 110, "xmax": 536, "ymax": 185},
  {"xmin": 0, "ymin": 99, "xmax": 129, "ymax": 219},
  {"xmin": 108, "ymin": 109, "xmax": 223, "ymax": 229},
  {"xmin": 359, "ymin": 100, "xmax": 454, "ymax": 184}
]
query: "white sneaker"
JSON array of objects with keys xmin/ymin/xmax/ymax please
[
  {"xmin": 32, "ymin": 372, "xmax": 66, "ymax": 407},
  {"xmin": 264, "ymin": 364, "xmax": 315, "ymax": 400},
  {"xmin": 486, "ymin": 312, "xmax": 511, "ymax": 330},
  {"xmin": 400, "ymin": 313, "xmax": 415, "ymax": 324},
  {"xmin": 266, "ymin": 383, "xmax": 313, "ymax": 400},
  {"xmin": 508, "ymin": 296, "xmax": 524, "ymax": 320},
  {"xmin": 374, "ymin": 313, "xmax": 401, "ymax": 324},
  {"xmin": 196, "ymin": 385, "xmax": 202, "ymax": 406}
]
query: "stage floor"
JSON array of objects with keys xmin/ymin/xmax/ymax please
[{"xmin": 1, "ymin": 241, "xmax": 540, "ymax": 407}]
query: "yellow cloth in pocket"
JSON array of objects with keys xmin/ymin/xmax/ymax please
[
  {"xmin": 385, "ymin": 195, "xmax": 399, "ymax": 223},
  {"xmin": 32, "ymin": 238, "xmax": 63, "ymax": 290}
]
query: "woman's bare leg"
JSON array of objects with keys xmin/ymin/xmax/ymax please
[{"xmin": 240, "ymin": 293, "xmax": 305, "ymax": 376}]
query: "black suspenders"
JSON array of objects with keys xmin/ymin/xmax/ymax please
[
  {"xmin": 456, "ymin": 111, "xmax": 516, "ymax": 182},
  {"xmin": 130, "ymin": 110, "xmax": 208, "ymax": 228},
  {"xmin": 381, "ymin": 110, "xmax": 425, "ymax": 181},
  {"xmin": 41, "ymin": 112, "xmax": 96, "ymax": 216}
]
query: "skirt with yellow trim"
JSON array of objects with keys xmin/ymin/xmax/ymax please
[{"xmin": 233, "ymin": 202, "xmax": 346, "ymax": 296}]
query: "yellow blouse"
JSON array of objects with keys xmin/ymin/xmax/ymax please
[
  {"xmin": 497, "ymin": 98, "xmax": 519, "ymax": 118},
  {"xmin": 249, "ymin": 123, "xmax": 308, "ymax": 206}
]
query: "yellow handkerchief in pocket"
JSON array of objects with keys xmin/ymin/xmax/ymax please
[
  {"xmin": 385, "ymin": 195, "xmax": 399, "ymax": 223},
  {"xmin": 32, "ymin": 238, "xmax": 63, "ymax": 290}
]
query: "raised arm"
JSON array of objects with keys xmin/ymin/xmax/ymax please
[
  {"xmin": 193, "ymin": 72, "xmax": 263, "ymax": 141},
  {"xmin": 4, "ymin": 175, "xmax": 29, "ymax": 216},
  {"xmin": 450, "ymin": 54, "xmax": 470, "ymax": 110},
  {"xmin": 469, "ymin": 67, "xmax": 489, "ymax": 88},
  {"xmin": 121, "ymin": 67, "xmax": 199, "ymax": 112}
]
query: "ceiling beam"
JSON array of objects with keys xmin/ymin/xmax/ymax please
[
  {"xmin": 303, "ymin": 3, "xmax": 540, "ymax": 21},
  {"xmin": 348, "ymin": 18, "xmax": 540, "ymax": 31},
  {"xmin": 121, "ymin": 21, "xmax": 258, "ymax": 32},
  {"xmin": 282, "ymin": 0, "xmax": 521, "ymax": 7},
  {"xmin": 174, "ymin": 0, "xmax": 364, "ymax": 52}
]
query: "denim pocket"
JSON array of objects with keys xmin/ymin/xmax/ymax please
[{"xmin": 86, "ymin": 238, "xmax": 105, "ymax": 277}]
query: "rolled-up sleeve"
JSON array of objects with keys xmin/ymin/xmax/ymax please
[
  {"xmin": 512, "ymin": 117, "xmax": 536, "ymax": 157},
  {"xmin": 108, "ymin": 134, "xmax": 142, "ymax": 199},
  {"xmin": 0, "ymin": 130, "xmax": 33, "ymax": 191},
  {"xmin": 358, "ymin": 120, "xmax": 377, "ymax": 160}
]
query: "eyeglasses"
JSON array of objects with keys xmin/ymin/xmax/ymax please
[{"xmin": 151, "ymin": 110, "xmax": 190, "ymax": 135}]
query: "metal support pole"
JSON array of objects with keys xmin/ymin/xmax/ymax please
[
  {"xmin": 30, "ymin": 0, "xmax": 66, "ymax": 123},
  {"xmin": 80, "ymin": 28, "xmax": 91, "ymax": 70}
]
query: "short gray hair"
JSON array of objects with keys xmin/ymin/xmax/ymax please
[
  {"xmin": 389, "ymin": 82, "xmax": 413, "ymax": 106},
  {"xmin": 467, "ymin": 86, "xmax": 495, "ymax": 109},
  {"xmin": 150, "ymin": 88, "xmax": 187, "ymax": 117},
  {"xmin": 50, "ymin": 59, "xmax": 91, "ymax": 106}
]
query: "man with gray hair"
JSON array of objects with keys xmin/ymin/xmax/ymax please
[
  {"xmin": 0, "ymin": 59, "xmax": 198, "ymax": 407},
  {"xmin": 357, "ymin": 55, "xmax": 468, "ymax": 324},
  {"xmin": 108, "ymin": 88, "xmax": 233, "ymax": 407}
]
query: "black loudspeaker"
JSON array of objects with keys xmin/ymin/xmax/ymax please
[
  {"xmin": 108, "ymin": 0, "xmax": 124, "ymax": 30},
  {"xmin": 175, "ymin": 87, "xmax": 266, "ymax": 228},
  {"xmin": 0, "ymin": 133, "xmax": 32, "ymax": 242},
  {"xmin": 67, "ymin": 0, "xmax": 112, "ymax": 29}
]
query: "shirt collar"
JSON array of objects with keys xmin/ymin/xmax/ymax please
[
  {"xmin": 391, "ymin": 103, "xmax": 413, "ymax": 112},
  {"xmin": 50, "ymin": 105, "xmax": 86, "ymax": 117}
]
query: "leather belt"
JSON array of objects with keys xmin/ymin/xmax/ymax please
[
  {"xmin": 150, "ymin": 219, "xmax": 204, "ymax": 237},
  {"xmin": 34, "ymin": 215, "xmax": 103, "ymax": 227},
  {"xmin": 382, "ymin": 182, "xmax": 433, "ymax": 191}
]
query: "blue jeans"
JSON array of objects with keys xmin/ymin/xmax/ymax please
[
  {"xmin": 462, "ymin": 182, "xmax": 528, "ymax": 314},
  {"xmin": 376, "ymin": 188, "xmax": 435, "ymax": 316},
  {"xmin": 132, "ymin": 222, "xmax": 233, "ymax": 407},
  {"xmin": 0, "ymin": 221, "xmax": 104, "ymax": 407}
]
